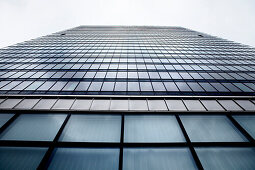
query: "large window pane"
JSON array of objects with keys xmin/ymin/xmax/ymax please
[
  {"xmin": 195, "ymin": 147, "xmax": 255, "ymax": 170},
  {"xmin": 123, "ymin": 148, "xmax": 197, "ymax": 170},
  {"xmin": 180, "ymin": 115, "xmax": 247, "ymax": 142},
  {"xmin": 60, "ymin": 115, "xmax": 121, "ymax": 142},
  {"xmin": 0, "ymin": 114, "xmax": 14, "ymax": 128},
  {"xmin": 124, "ymin": 115, "xmax": 185, "ymax": 142},
  {"xmin": 48, "ymin": 148, "xmax": 119, "ymax": 170},
  {"xmin": 233, "ymin": 115, "xmax": 255, "ymax": 139},
  {"xmin": 0, "ymin": 147, "xmax": 47, "ymax": 170},
  {"xmin": 0, "ymin": 114, "xmax": 66, "ymax": 141}
]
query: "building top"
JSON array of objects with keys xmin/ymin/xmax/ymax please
[{"xmin": 0, "ymin": 26, "xmax": 255, "ymax": 96}]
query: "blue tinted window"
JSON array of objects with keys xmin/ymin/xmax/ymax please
[
  {"xmin": 124, "ymin": 115, "xmax": 185, "ymax": 142},
  {"xmin": 0, "ymin": 114, "xmax": 14, "ymax": 128},
  {"xmin": 0, "ymin": 147, "xmax": 47, "ymax": 170},
  {"xmin": 123, "ymin": 148, "xmax": 197, "ymax": 170},
  {"xmin": 196, "ymin": 147, "xmax": 255, "ymax": 170},
  {"xmin": 0, "ymin": 114, "xmax": 66, "ymax": 141},
  {"xmin": 233, "ymin": 116, "xmax": 255, "ymax": 139},
  {"xmin": 180, "ymin": 115, "xmax": 246, "ymax": 142},
  {"xmin": 48, "ymin": 148, "xmax": 119, "ymax": 170},
  {"xmin": 60, "ymin": 115, "xmax": 121, "ymax": 142}
]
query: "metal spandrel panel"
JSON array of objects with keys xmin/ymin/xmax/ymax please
[
  {"xmin": 183, "ymin": 100, "xmax": 206, "ymax": 111},
  {"xmin": 52, "ymin": 99, "xmax": 74, "ymax": 110},
  {"xmin": 218, "ymin": 100, "xmax": 243, "ymax": 111},
  {"xmin": 147, "ymin": 100, "xmax": 168, "ymax": 111},
  {"xmin": 234, "ymin": 100, "xmax": 255, "ymax": 111},
  {"xmin": 165, "ymin": 100, "xmax": 187, "ymax": 111},
  {"xmin": 90, "ymin": 99, "xmax": 110, "ymax": 110},
  {"xmin": 0, "ymin": 99, "xmax": 23, "ymax": 109},
  {"xmin": 110, "ymin": 100, "xmax": 128, "ymax": 110},
  {"xmin": 0, "ymin": 98, "xmax": 6, "ymax": 104},
  {"xmin": 70, "ymin": 99, "xmax": 92, "ymax": 110},
  {"xmin": 33, "ymin": 99, "xmax": 57, "ymax": 110},
  {"xmin": 129, "ymin": 100, "xmax": 148, "ymax": 111},
  {"xmin": 200, "ymin": 100, "xmax": 225, "ymax": 111},
  {"xmin": 15, "ymin": 99, "xmax": 40, "ymax": 109}
]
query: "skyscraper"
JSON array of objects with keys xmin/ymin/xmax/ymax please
[{"xmin": 0, "ymin": 26, "xmax": 255, "ymax": 169}]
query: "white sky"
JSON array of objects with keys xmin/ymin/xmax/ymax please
[{"xmin": 1, "ymin": 0, "xmax": 255, "ymax": 48}]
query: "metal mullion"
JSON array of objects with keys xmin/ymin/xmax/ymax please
[
  {"xmin": 175, "ymin": 114, "xmax": 204, "ymax": 170},
  {"xmin": 37, "ymin": 113, "xmax": 71, "ymax": 170},
  {"xmin": 118, "ymin": 113, "xmax": 124, "ymax": 170},
  {"xmin": 0, "ymin": 140, "xmax": 51, "ymax": 147}
]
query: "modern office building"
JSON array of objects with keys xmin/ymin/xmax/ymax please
[{"xmin": 0, "ymin": 26, "xmax": 255, "ymax": 169}]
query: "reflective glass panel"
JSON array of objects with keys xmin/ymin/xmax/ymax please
[
  {"xmin": 124, "ymin": 115, "xmax": 185, "ymax": 142},
  {"xmin": 180, "ymin": 115, "xmax": 246, "ymax": 142},
  {"xmin": 60, "ymin": 115, "xmax": 121, "ymax": 142},
  {"xmin": 123, "ymin": 148, "xmax": 197, "ymax": 170},
  {"xmin": 0, "ymin": 114, "xmax": 66, "ymax": 141}
]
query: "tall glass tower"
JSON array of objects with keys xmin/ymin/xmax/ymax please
[{"xmin": 0, "ymin": 26, "xmax": 255, "ymax": 169}]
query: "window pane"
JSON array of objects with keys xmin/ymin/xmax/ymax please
[
  {"xmin": 233, "ymin": 115, "xmax": 255, "ymax": 139},
  {"xmin": 0, "ymin": 114, "xmax": 66, "ymax": 141},
  {"xmin": 175, "ymin": 82, "xmax": 192, "ymax": 92},
  {"xmin": 48, "ymin": 148, "xmax": 119, "ymax": 170},
  {"xmin": 128, "ymin": 82, "xmax": 140, "ymax": 91},
  {"xmin": 123, "ymin": 148, "xmax": 197, "ymax": 170},
  {"xmin": 195, "ymin": 147, "xmax": 255, "ymax": 170},
  {"xmin": 101, "ymin": 82, "xmax": 115, "ymax": 91},
  {"xmin": 114, "ymin": 82, "xmax": 127, "ymax": 91},
  {"xmin": 180, "ymin": 115, "xmax": 247, "ymax": 142},
  {"xmin": 140, "ymin": 82, "xmax": 153, "ymax": 91},
  {"xmin": 0, "ymin": 114, "xmax": 14, "ymax": 128},
  {"xmin": 152, "ymin": 82, "xmax": 166, "ymax": 91},
  {"xmin": 124, "ymin": 115, "xmax": 185, "ymax": 142},
  {"xmin": 0, "ymin": 147, "xmax": 47, "ymax": 170},
  {"xmin": 163, "ymin": 82, "xmax": 179, "ymax": 91},
  {"xmin": 60, "ymin": 115, "xmax": 121, "ymax": 142}
]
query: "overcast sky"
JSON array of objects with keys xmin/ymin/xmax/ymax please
[{"xmin": 1, "ymin": 0, "xmax": 255, "ymax": 48}]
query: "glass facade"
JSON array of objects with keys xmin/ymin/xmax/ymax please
[
  {"xmin": 0, "ymin": 26, "xmax": 254, "ymax": 96},
  {"xmin": 0, "ymin": 26, "xmax": 255, "ymax": 169}
]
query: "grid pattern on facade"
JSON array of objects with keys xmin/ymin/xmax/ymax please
[
  {"xmin": 0, "ymin": 110, "xmax": 255, "ymax": 169},
  {"xmin": 0, "ymin": 26, "xmax": 255, "ymax": 95}
]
